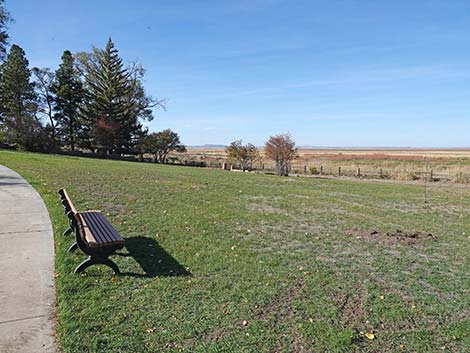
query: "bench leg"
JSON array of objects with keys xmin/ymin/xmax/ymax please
[
  {"xmin": 74, "ymin": 257, "xmax": 97, "ymax": 273},
  {"xmin": 63, "ymin": 227, "xmax": 73, "ymax": 236},
  {"xmin": 67, "ymin": 242, "xmax": 78, "ymax": 253},
  {"xmin": 74, "ymin": 256, "xmax": 120, "ymax": 274},
  {"xmin": 102, "ymin": 258, "xmax": 120, "ymax": 274}
]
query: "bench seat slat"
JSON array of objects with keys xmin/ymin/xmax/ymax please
[
  {"xmin": 92, "ymin": 212, "xmax": 123, "ymax": 244},
  {"xmin": 83, "ymin": 212, "xmax": 113, "ymax": 246},
  {"xmin": 80, "ymin": 212, "xmax": 124, "ymax": 249},
  {"xmin": 81, "ymin": 212, "xmax": 123, "ymax": 247}
]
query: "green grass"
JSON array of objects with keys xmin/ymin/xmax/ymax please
[{"xmin": 1, "ymin": 150, "xmax": 469, "ymax": 353}]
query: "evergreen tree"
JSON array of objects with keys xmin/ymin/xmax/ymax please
[
  {"xmin": 81, "ymin": 38, "xmax": 137, "ymax": 154},
  {"xmin": 0, "ymin": 44, "xmax": 41, "ymax": 149},
  {"xmin": 0, "ymin": 0, "xmax": 12, "ymax": 61},
  {"xmin": 51, "ymin": 50, "xmax": 83, "ymax": 150}
]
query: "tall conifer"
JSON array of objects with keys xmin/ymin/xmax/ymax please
[
  {"xmin": 82, "ymin": 38, "xmax": 137, "ymax": 153},
  {"xmin": 51, "ymin": 50, "xmax": 83, "ymax": 150},
  {"xmin": 0, "ymin": 0, "xmax": 12, "ymax": 61},
  {"xmin": 0, "ymin": 44, "xmax": 39, "ymax": 148}
]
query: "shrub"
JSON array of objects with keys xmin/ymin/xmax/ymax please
[{"xmin": 309, "ymin": 166, "xmax": 319, "ymax": 175}]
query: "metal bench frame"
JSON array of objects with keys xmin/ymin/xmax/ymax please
[{"xmin": 59, "ymin": 189, "xmax": 123, "ymax": 274}]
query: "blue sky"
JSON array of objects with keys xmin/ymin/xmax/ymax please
[{"xmin": 7, "ymin": 0, "xmax": 470, "ymax": 146}]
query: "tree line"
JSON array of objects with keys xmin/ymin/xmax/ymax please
[
  {"xmin": 0, "ymin": 1, "xmax": 296, "ymax": 175},
  {"xmin": 0, "ymin": 1, "xmax": 185, "ymax": 160}
]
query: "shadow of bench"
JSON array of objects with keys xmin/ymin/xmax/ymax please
[{"xmin": 118, "ymin": 236, "xmax": 191, "ymax": 278}]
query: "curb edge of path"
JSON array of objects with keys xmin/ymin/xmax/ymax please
[{"xmin": 0, "ymin": 164, "xmax": 58, "ymax": 353}]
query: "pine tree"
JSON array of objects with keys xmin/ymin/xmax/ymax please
[
  {"xmin": 81, "ymin": 38, "xmax": 137, "ymax": 154},
  {"xmin": 0, "ymin": 44, "xmax": 40, "ymax": 149},
  {"xmin": 51, "ymin": 50, "xmax": 83, "ymax": 151},
  {"xmin": 0, "ymin": 0, "xmax": 12, "ymax": 61}
]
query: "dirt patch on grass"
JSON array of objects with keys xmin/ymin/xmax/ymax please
[
  {"xmin": 346, "ymin": 229, "xmax": 435, "ymax": 246},
  {"xmin": 256, "ymin": 279, "xmax": 305, "ymax": 322},
  {"xmin": 101, "ymin": 201, "xmax": 126, "ymax": 215},
  {"xmin": 334, "ymin": 290, "xmax": 367, "ymax": 329},
  {"xmin": 199, "ymin": 280, "xmax": 307, "ymax": 350},
  {"xmin": 255, "ymin": 279, "xmax": 308, "ymax": 352}
]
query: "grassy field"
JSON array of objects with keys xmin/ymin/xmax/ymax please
[{"xmin": 0, "ymin": 150, "xmax": 469, "ymax": 353}]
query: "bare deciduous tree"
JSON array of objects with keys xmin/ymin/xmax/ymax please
[
  {"xmin": 264, "ymin": 133, "xmax": 297, "ymax": 176},
  {"xmin": 142, "ymin": 129, "xmax": 186, "ymax": 163},
  {"xmin": 226, "ymin": 140, "xmax": 260, "ymax": 171},
  {"xmin": 32, "ymin": 67, "xmax": 56, "ymax": 138}
]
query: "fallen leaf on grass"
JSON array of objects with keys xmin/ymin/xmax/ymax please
[
  {"xmin": 111, "ymin": 277, "xmax": 118, "ymax": 283},
  {"xmin": 242, "ymin": 320, "xmax": 248, "ymax": 327},
  {"xmin": 146, "ymin": 327, "xmax": 155, "ymax": 333},
  {"xmin": 364, "ymin": 332, "xmax": 375, "ymax": 340}
]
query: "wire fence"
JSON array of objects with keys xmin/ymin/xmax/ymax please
[{"xmin": 194, "ymin": 160, "xmax": 470, "ymax": 184}]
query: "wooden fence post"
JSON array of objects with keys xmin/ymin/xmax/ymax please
[
  {"xmin": 304, "ymin": 165, "xmax": 307, "ymax": 174},
  {"xmin": 357, "ymin": 168, "xmax": 361, "ymax": 177},
  {"xmin": 320, "ymin": 166, "xmax": 323, "ymax": 175},
  {"xmin": 338, "ymin": 167, "xmax": 341, "ymax": 176},
  {"xmin": 379, "ymin": 168, "xmax": 383, "ymax": 178}
]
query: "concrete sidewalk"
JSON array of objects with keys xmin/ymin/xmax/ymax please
[{"xmin": 0, "ymin": 165, "xmax": 56, "ymax": 353}]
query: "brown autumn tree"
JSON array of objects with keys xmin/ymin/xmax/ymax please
[{"xmin": 264, "ymin": 133, "xmax": 297, "ymax": 176}]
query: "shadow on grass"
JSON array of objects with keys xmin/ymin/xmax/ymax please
[{"xmin": 118, "ymin": 236, "xmax": 191, "ymax": 278}]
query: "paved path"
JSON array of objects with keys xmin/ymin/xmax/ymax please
[{"xmin": 0, "ymin": 165, "xmax": 56, "ymax": 353}]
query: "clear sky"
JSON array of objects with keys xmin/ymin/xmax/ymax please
[{"xmin": 7, "ymin": 0, "xmax": 470, "ymax": 147}]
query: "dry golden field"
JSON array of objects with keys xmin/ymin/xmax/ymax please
[{"xmin": 176, "ymin": 147, "xmax": 470, "ymax": 182}]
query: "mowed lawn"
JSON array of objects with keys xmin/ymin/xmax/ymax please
[{"xmin": 0, "ymin": 151, "xmax": 469, "ymax": 353}]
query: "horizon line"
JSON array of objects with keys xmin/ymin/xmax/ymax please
[{"xmin": 187, "ymin": 145, "xmax": 470, "ymax": 150}]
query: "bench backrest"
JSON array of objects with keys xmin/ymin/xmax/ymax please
[
  {"xmin": 58, "ymin": 189, "xmax": 87, "ymax": 244},
  {"xmin": 58, "ymin": 188, "xmax": 78, "ymax": 215}
]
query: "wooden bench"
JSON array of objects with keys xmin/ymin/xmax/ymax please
[{"xmin": 58, "ymin": 189, "xmax": 124, "ymax": 274}]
